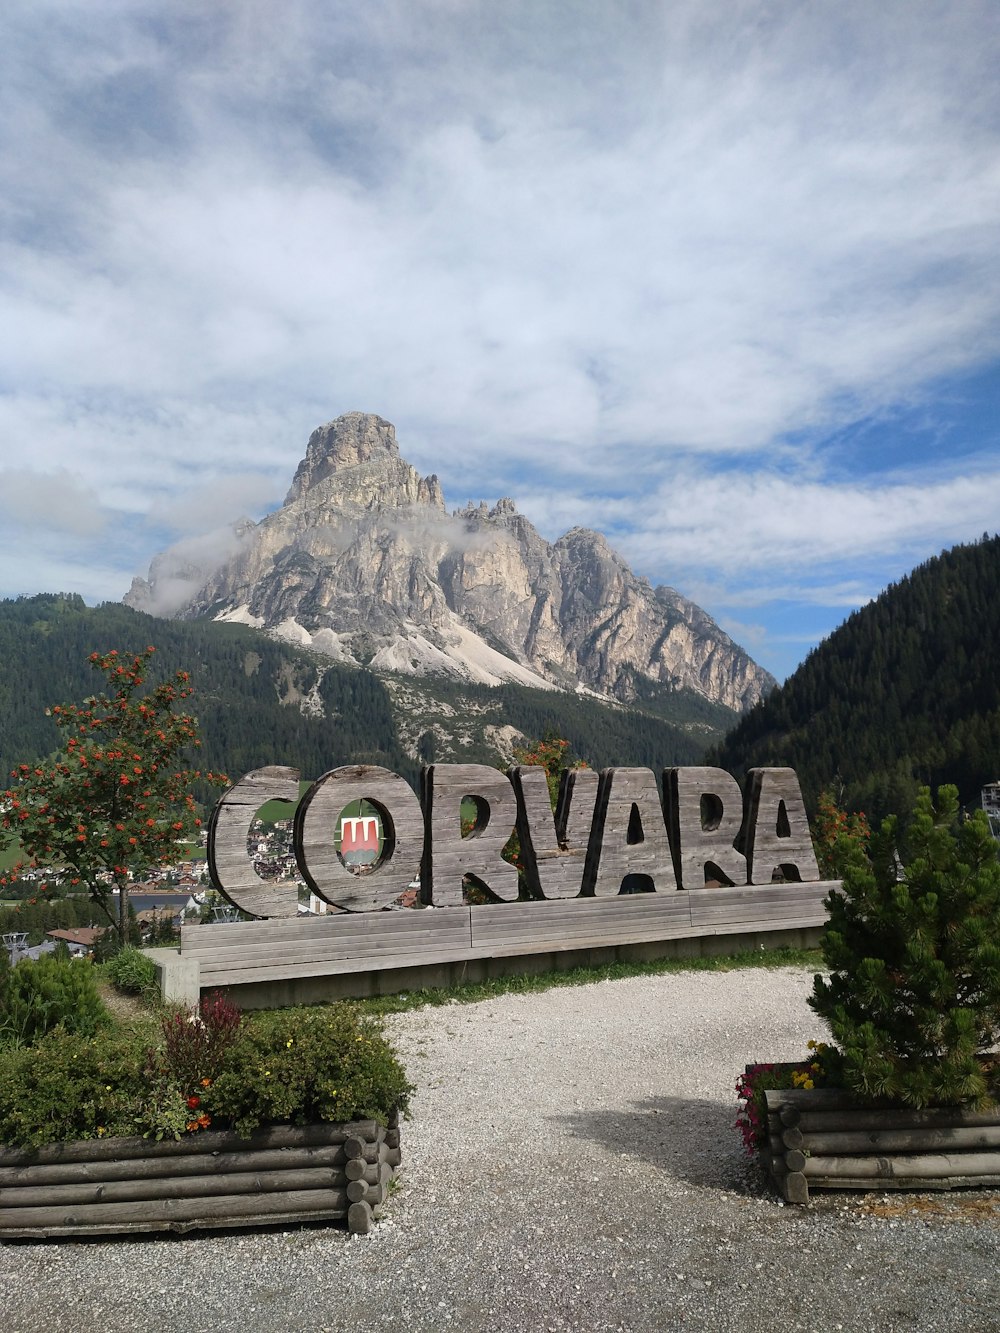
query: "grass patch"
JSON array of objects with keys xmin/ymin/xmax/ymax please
[
  {"xmin": 351, "ymin": 945, "xmax": 823, "ymax": 1016},
  {"xmin": 0, "ymin": 843, "xmax": 24, "ymax": 872},
  {"xmin": 255, "ymin": 781, "xmax": 312, "ymax": 824}
]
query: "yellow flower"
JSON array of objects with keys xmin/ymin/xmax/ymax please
[
  {"xmin": 97, "ymin": 1127, "xmax": 106, "ymax": 1136},
  {"xmin": 286, "ymin": 1039, "xmax": 294, "ymax": 1048}
]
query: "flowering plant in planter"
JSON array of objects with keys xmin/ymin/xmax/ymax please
[
  {"xmin": 0, "ymin": 987, "xmax": 412, "ymax": 1149},
  {"xmin": 735, "ymin": 1041, "xmax": 838, "ymax": 1155}
]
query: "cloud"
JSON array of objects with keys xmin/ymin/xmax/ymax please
[
  {"xmin": 6, "ymin": 3, "xmax": 999, "ymax": 462},
  {"xmin": 129, "ymin": 522, "xmax": 256, "ymax": 617},
  {"xmin": 627, "ymin": 470, "xmax": 1000, "ymax": 576},
  {"xmin": 1, "ymin": 0, "xmax": 999, "ymax": 682},
  {"xmin": 0, "ymin": 469, "xmax": 108, "ymax": 538},
  {"xmin": 148, "ymin": 473, "xmax": 283, "ymax": 537},
  {"xmin": 518, "ymin": 462, "xmax": 1000, "ymax": 589}
]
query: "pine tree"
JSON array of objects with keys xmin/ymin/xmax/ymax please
[{"xmin": 810, "ymin": 786, "xmax": 1000, "ymax": 1107}]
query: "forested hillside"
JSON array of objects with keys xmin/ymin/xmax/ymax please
[
  {"xmin": 0, "ymin": 595, "xmax": 412, "ymax": 787},
  {"xmin": 711, "ymin": 535, "xmax": 1000, "ymax": 824},
  {"xmin": 0, "ymin": 595, "xmax": 715, "ymax": 789},
  {"xmin": 382, "ymin": 673, "xmax": 714, "ymax": 773}
]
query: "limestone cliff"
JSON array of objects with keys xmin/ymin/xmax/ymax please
[{"xmin": 125, "ymin": 412, "xmax": 774, "ymax": 711}]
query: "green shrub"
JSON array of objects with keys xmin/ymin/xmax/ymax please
[
  {"xmin": 104, "ymin": 946, "xmax": 158, "ymax": 998},
  {"xmin": 0, "ymin": 1028, "xmax": 187, "ymax": 1147},
  {"xmin": 207, "ymin": 1005, "xmax": 413, "ymax": 1138},
  {"xmin": 810, "ymin": 785, "xmax": 1000, "ymax": 1108},
  {"xmin": 0, "ymin": 1001, "xmax": 412, "ymax": 1147},
  {"xmin": 0, "ymin": 953, "xmax": 110, "ymax": 1048}
]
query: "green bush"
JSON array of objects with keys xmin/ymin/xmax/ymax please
[
  {"xmin": 810, "ymin": 785, "xmax": 1000, "ymax": 1108},
  {"xmin": 207, "ymin": 1006, "xmax": 413, "ymax": 1138},
  {"xmin": 104, "ymin": 946, "xmax": 158, "ymax": 998},
  {"xmin": 0, "ymin": 1028, "xmax": 187, "ymax": 1147},
  {"xmin": 0, "ymin": 1002, "xmax": 412, "ymax": 1147},
  {"xmin": 0, "ymin": 953, "xmax": 110, "ymax": 1048}
]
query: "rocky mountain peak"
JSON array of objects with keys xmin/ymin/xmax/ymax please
[
  {"xmin": 284, "ymin": 412, "xmax": 399, "ymax": 503},
  {"xmin": 283, "ymin": 411, "xmax": 444, "ymax": 515},
  {"xmin": 557, "ymin": 526, "xmax": 612, "ymax": 555},
  {"xmin": 125, "ymin": 414, "xmax": 775, "ymax": 712}
]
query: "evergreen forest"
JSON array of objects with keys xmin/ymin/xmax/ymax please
[
  {"xmin": 0, "ymin": 595, "xmax": 715, "ymax": 794},
  {"xmin": 388, "ymin": 673, "xmax": 713, "ymax": 773},
  {"xmin": 711, "ymin": 534, "xmax": 1000, "ymax": 825},
  {"xmin": 0, "ymin": 595, "xmax": 413, "ymax": 790}
]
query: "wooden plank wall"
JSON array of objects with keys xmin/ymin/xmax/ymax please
[
  {"xmin": 181, "ymin": 906, "xmax": 474, "ymax": 988},
  {"xmin": 180, "ymin": 882, "xmax": 837, "ymax": 992}
]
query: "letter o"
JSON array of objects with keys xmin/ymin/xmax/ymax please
[
  {"xmin": 295, "ymin": 765, "xmax": 423, "ymax": 912},
  {"xmin": 207, "ymin": 765, "xmax": 301, "ymax": 918}
]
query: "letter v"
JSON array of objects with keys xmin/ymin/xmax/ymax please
[{"xmin": 509, "ymin": 765, "xmax": 599, "ymax": 899}]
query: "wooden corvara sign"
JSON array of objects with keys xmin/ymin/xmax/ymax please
[{"xmin": 207, "ymin": 764, "xmax": 820, "ymax": 918}]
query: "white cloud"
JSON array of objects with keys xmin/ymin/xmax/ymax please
[
  {"xmin": 616, "ymin": 469, "xmax": 1000, "ymax": 578},
  {"xmin": 129, "ymin": 523, "xmax": 256, "ymax": 617},
  {"xmin": 0, "ymin": 469, "xmax": 107, "ymax": 538},
  {"xmin": 148, "ymin": 473, "xmax": 283, "ymax": 536},
  {"xmin": 0, "ymin": 0, "xmax": 998, "ymax": 680}
]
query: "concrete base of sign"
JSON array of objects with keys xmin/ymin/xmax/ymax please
[{"xmin": 145, "ymin": 948, "xmax": 201, "ymax": 1003}]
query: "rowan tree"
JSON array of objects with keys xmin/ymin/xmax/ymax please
[
  {"xmin": 511, "ymin": 732, "xmax": 588, "ymax": 810},
  {"xmin": 810, "ymin": 787, "xmax": 871, "ymax": 879},
  {"xmin": 0, "ymin": 648, "xmax": 227, "ymax": 945}
]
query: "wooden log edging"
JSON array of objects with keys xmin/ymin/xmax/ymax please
[
  {"xmin": 764, "ymin": 1087, "xmax": 1000, "ymax": 1204},
  {"xmin": 0, "ymin": 1115, "xmax": 401, "ymax": 1239}
]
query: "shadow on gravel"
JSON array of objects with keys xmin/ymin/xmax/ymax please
[{"xmin": 554, "ymin": 1094, "xmax": 764, "ymax": 1193}]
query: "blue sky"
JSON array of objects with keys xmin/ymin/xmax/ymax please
[{"xmin": 2, "ymin": 1, "xmax": 999, "ymax": 682}]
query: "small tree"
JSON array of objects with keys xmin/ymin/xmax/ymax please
[
  {"xmin": 511, "ymin": 732, "xmax": 587, "ymax": 810},
  {"xmin": 810, "ymin": 785, "xmax": 1000, "ymax": 1107},
  {"xmin": 810, "ymin": 787, "xmax": 871, "ymax": 879},
  {"xmin": 492, "ymin": 732, "xmax": 589, "ymax": 898},
  {"xmin": 0, "ymin": 648, "xmax": 226, "ymax": 946}
]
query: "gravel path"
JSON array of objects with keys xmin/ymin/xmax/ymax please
[{"xmin": 4, "ymin": 967, "xmax": 1000, "ymax": 1332}]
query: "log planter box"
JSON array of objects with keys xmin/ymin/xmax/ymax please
[
  {"xmin": 0, "ymin": 1116, "xmax": 401, "ymax": 1240},
  {"xmin": 764, "ymin": 1086, "xmax": 1000, "ymax": 1204}
]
